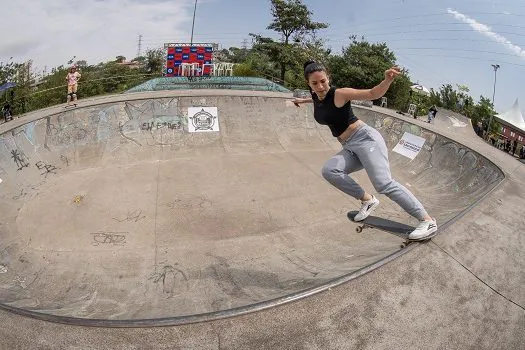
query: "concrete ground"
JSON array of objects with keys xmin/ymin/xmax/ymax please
[{"xmin": 0, "ymin": 90, "xmax": 523, "ymax": 349}]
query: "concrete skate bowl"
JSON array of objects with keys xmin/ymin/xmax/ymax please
[
  {"xmin": 416, "ymin": 107, "xmax": 476, "ymax": 139},
  {"xmin": 0, "ymin": 91, "xmax": 504, "ymax": 327}
]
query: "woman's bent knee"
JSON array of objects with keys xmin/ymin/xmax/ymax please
[
  {"xmin": 321, "ymin": 165, "xmax": 336, "ymax": 181},
  {"xmin": 321, "ymin": 164, "xmax": 339, "ymax": 182}
]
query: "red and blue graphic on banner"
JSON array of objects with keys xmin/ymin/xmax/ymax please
[{"xmin": 165, "ymin": 45, "xmax": 214, "ymax": 76}]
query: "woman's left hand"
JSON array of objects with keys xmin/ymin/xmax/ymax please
[{"xmin": 384, "ymin": 66, "xmax": 402, "ymax": 82}]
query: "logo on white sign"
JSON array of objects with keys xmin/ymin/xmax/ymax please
[
  {"xmin": 188, "ymin": 107, "xmax": 219, "ymax": 132},
  {"xmin": 392, "ymin": 132, "xmax": 426, "ymax": 160}
]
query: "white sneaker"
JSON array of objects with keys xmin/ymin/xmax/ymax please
[
  {"xmin": 353, "ymin": 195, "xmax": 380, "ymax": 221},
  {"xmin": 408, "ymin": 218, "xmax": 438, "ymax": 241}
]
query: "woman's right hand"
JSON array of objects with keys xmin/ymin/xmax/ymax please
[
  {"xmin": 292, "ymin": 98, "xmax": 302, "ymax": 107},
  {"xmin": 291, "ymin": 97, "xmax": 312, "ymax": 107}
]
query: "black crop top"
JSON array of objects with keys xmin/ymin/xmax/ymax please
[{"xmin": 311, "ymin": 86, "xmax": 359, "ymax": 137}]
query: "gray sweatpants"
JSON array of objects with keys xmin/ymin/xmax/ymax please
[{"xmin": 321, "ymin": 123, "xmax": 428, "ymax": 221}]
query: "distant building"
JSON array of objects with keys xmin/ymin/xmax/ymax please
[
  {"xmin": 494, "ymin": 99, "xmax": 525, "ymax": 145},
  {"xmin": 117, "ymin": 61, "xmax": 144, "ymax": 69}
]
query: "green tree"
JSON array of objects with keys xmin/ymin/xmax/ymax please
[
  {"xmin": 327, "ymin": 37, "xmax": 410, "ymax": 109},
  {"xmin": 429, "ymin": 89, "xmax": 443, "ymax": 107},
  {"xmin": 267, "ymin": 0, "xmax": 328, "ymax": 82},
  {"xmin": 0, "ymin": 59, "xmax": 20, "ymax": 84},
  {"xmin": 133, "ymin": 56, "xmax": 147, "ymax": 64},
  {"xmin": 6, "ymin": 60, "xmax": 37, "ymax": 114},
  {"xmin": 473, "ymin": 95, "xmax": 497, "ymax": 133},
  {"xmin": 457, "ymin": 85, "xmax": 475, "ymax": 118},
  {"xmin": 219, "ymin": 47, "xmax": 251, "ymax": 64},
  {"xmin": 386, "ymin": 71, "xmax": 412, "ymax": 111},
  {"xmin": 75, "ymin": 60, "xmax": 88, "ymax": 68},
  {"xmin": 328, "ymin": 37, "xmax": 395, "ymax": 89},
  {"xmin": 31, "ymin": 68, "xmax": 66, "ymax": 106},
  {"xmin": 249, "ymin": 34, "xmax": 289, "ymax": 81},
  {"xmin": 437, "ymin": 84, "xmax": 459, "ymax": 111},
  {"xmin": 144, "ymin": 48, "xmax": 165, "ymax": 74}
]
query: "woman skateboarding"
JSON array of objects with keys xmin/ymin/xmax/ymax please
[{"xmin": 292, "ymin": 60, "xmax": 437, "ymax": 241}]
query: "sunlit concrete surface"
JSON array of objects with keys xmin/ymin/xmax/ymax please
[{"xmin": 0, "ymin": 90, "xmax": 522, "ymax": 349}]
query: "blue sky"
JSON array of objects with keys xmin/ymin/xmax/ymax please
[{"xmin": 2, "ymin": 0, "xmax": 525, "ymax": 114}]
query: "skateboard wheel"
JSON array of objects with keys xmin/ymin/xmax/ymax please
[{"xmin": 356, "ymin": 226, "xmax": 362, "ymax": 233}]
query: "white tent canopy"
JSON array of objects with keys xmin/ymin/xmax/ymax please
[
  {"xmin": 494, "ymin": 98, "xmax": 525, "ymax": 133},
  {"xmin": 410, "ymin": 84, "xmax": 430, "ymax": 95}
]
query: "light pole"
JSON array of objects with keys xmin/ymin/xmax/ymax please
[
  {"xmin": 190, "ymin": 0, "xmax": 198, "ymax": 46},
  {"xmin": 486, "ymin": 64, "xmax": 500, "ymax": 140}
]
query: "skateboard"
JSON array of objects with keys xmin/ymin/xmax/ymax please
[
  {"xmin": 347, "ymin": 211, "xmax": 434, "ymax": 248},
  {"xmin": 64, "ymin": 103, "xmax": 78, "ymax": 109}
]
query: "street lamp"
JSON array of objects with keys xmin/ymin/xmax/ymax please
[
  {"xmin": 491, "ymin": 64, "xmax": 500, "ymax": 103},
  {"xmin": 190, "ymin": 0, "xmax": 198, "ymax": 46},
  {"xmin": 486, "ymin": 64, "xmax": 500, "ymax": 140}
]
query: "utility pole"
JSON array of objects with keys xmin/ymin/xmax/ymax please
[
  {"xmin": 486, "ymin": 64, "xmax": 500, "ymax": 140},
  {"xmin": 242, "ymin": 38, "xmax": 249, "ymax": 50},
  {"xmin": 137, "ymin": 34, "xmax": 143, "ymax": 58},
  {"xmin": 190, "ymin": 0, "xmax": 198, "ymax": 46}
]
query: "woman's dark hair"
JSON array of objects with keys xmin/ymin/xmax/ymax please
[{"xmin": 303, "ymin": 60, "xmax": 327, "ymax": 80}]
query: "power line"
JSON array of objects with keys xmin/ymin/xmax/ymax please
[
  {"xmin": 396, "ymin": 53, "xmax": 525, "ymax": 68},
  {"xmin": 136, "ymin": 9, "xmax": 525, "ymax": 49},
  {"xmin": 137, "ymin": 34, "xmax": 143, "ymax": 58},
  {"xmin": 391, "ymin": 47, "xmax": 525, "ymax": 59},
  {"xmin": 346, "ymin": 21, "xmax": 525, "ymax": 32},
  {"xmin": 341, "ymin": 11, "xmax": 525, "ymax": 30},
  {"xmin": 396, "ymin": 52, "xmax": 453, "ymax": 85},
  {"xmin": 378, "ymin": 38, "xmax": 525, "ymax": 45},
  {"xmin": 355, "ymin": 29, "xmax": 525, "ymax": 38},
  {"xmin": 137, "ymin": 27, "xmax": 525, "ymax": 41}
]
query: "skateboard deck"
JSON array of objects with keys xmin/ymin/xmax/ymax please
[
  {"xmin": 64, "ymin": 103, "xmax": 78, "ymax": 109},
  {"xmin": 347, "ymin": 211, "xmax": 432, "ymax": 248}
]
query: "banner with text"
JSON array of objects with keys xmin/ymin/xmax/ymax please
[{"xmin": 392, "ymin": 132, "xmax": 426, "ymax": 160}]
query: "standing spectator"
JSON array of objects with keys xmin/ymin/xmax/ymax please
[
  {"xmin": 65, "ymin": 65, "xmax": 81, "ymax": 106},
  {"xmin": 427, "ymin": 105, "xmax": 437, "ymax": 123},
  {"xmin": 476, "ymin": 120, "xmax": 483, "ymax": 137},
  {"xmin": 2, "ymin": 102, "xmax": 12, "ymax": 122}
]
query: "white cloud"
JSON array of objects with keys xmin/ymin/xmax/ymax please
[
  {"xmin": 447, "ymin": 8, "xmax": 525, "ymax": 60},
  {"xmin": 0, "ymin": 0, "xmax": 193, "ymax": 70}
]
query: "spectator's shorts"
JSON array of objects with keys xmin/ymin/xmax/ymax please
[{"xmin": 68, "ymin": 84, "xmax": 78, "ymax": 94}]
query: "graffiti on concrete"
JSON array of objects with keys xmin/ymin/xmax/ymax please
[
  {"xmin": 140, "ymin": 116, "xmax": 184, "ymax": 131},
  {"xmin": 35, "ymin": 161, "xmax": 58, "ymax": 177},
  {"xmin": 11, "ymin": 150, "xmax": 30, "ymax": 171},
  {"xmin": 91, "ymin": 232, "xmax": 128, "ymax": 246},
  {"xmin": 112, "ymin": 209, "xmax": 146, "ymax": 223},
  {"xmin": 149, "ymin": 263, "xmax": 188, "ymax": 296}
]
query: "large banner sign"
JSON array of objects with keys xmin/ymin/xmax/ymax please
[{"xmin": 164, "ymin": 43, "xmax": 217, "ymax": 77}]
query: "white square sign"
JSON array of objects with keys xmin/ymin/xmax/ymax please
[
  {"xmin": 392, "ymin": 132, "xmax": 426, "ymax": 160},
  {"xmin": 187, "ymin": 107, "xmax": 219, "ymax": 133}
]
